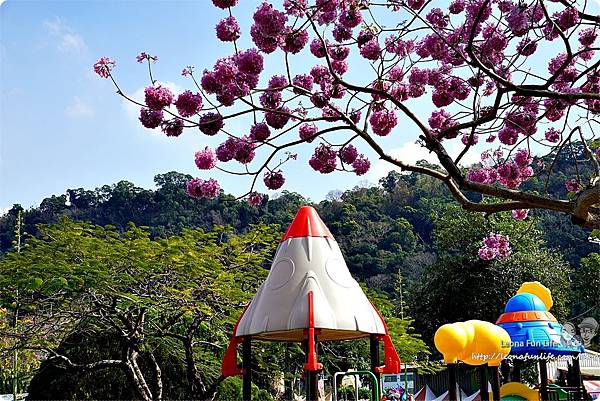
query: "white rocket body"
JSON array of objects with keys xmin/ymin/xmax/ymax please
[{"xmin": 235, "ymin": 208, "xmax": 386, "ymax": 342}]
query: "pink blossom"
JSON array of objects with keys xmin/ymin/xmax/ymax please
[
  {"xmin": 339, "ymin": 144, "xmax": 358, "ymax": 164},
  {"xmin": 338, "ymin": 9, "xmax": 362, "ymax": 28},
  {"xmin": 579, "ymin": 27, "xmax": 598, "ymax": 47},
  {"xmin": 139, "ymin": 108, "xmax": 163, "ymax": 129},
  {"xmin": 426, "ymin": 8, "xmax": 448, "ymax": 28},
  {"xmin": 265, "ymin": 107, "xmax": 291, "ymax": 129},
  {"xmin": 544, "ymin": 127, "xmax": 560, "ymax": 143},
  {"xmin": 233, "ymin": 137, "xmax": 256, "ymax": 164},
  {"xmin": 268, "ymin": 75, "xmax": 288, "ymax": 89},
  {"xmin": 198, "ymin": 112, "xmax": 224, "ymax": 136},
  {"xmin": 236, "ymin": 48, "xmax": 264, "ymax": 76},
  {"xmin": 332, "ymin": 24, "xmax": 352, "ymax": 42},
  {"xmin": 175, "ymin": 91, "xmax": 203, "ymax": 117},
  {"xmin": 360, "ymin": 40, "xmax": 381, "ymax": 60},
  {"xmin": 264, "ymin": 170, "xmax": 285, "ymax": 190},
  {"xmin": 498, "ymin": 127, "xmax": 519, "ymax": 145},
  {"xmin": 310, "ymin": 92, "xmax": 329, "ymax": 108},
  {"xmin": 449, "ymin": 0, "xmax": 465, "ymax": 14},
  {"xmin": 406, "ymin": 0, "xmax": 424, "ymax": 10},
  {"xmin": 216, "ymin": 137, "xmax": 238, "ymax": 162},
  {"xmin": 161, "ymin": 118, "xmax": 184, "ymax": 137},
  {"xmin": 309, "ymin": 144, "xmax": 337, "ymax": 174},
  {"xmin": 352, "ymin": 155, "xmax": 370, "ymax": 176},
  {"xmin": 281, "ymin": 28, "xmax": 309, "ymax": 54},
  {"xmin": 250, "ymin": 122, "xmax": 271, "ymax": 141},
  {"xmin": 247, "ymin": 192, "xmax": 264, "ymax": 206},
  {"xmin": 516, "ymin": 38, "xmax": 537, "ymax": 56},
  {"xmin": 136, "ymin": 52, "xmax": 157, "ymax": 63},
  {"xmin": 186, "ymin": 178, "xmax": 221, "ymax": 199},
  {"xmin": 512, "ymin": 209, "xmax": 529, "ymax": 220},
  {"xmin": 299, "ymin": 123, "xmax": 318, "ymax": 142},
  {"xmin": 195, "ymin": 147, "xmax": 216, "ymax": 170},
  {"xmin": 93, "ymin": 57, "xmax": 116, "ymax": 78},
  {"xmin": 283, "ymin": 0, "xmax": 307, "ymax": 16},
  {"xmin": 216, "ymin": 16, "xmax": 241, "ymax": 42},
  {"xmin": 565, "ymin": 179, "xmax": 582, "ymax": 193},
  {"xmin": 145, "ymin": 86, "xmax": 174, "ymax": 110},
  {"xmin": 212, "ymin": 0, "xmax": 238, "ymax": 9},
  {"xmin": 370, "ymin": 109, "xmax": 397, "ymax": 136},
  {"xmin": 310, "ymin": 38, "xmax": 328, "ymax": 58},
  {"xmin": 461, "ymin": 134, "xmax": 478, "ymax": 146},
  {"xmin": 331, "ymin": 59, "xmax": 348, "ymax": 75},
  {"xmin": 478, "ymin": 233, "xmax": 511, "ymax": 261},
  {"xmin": 513, "ymin": 149, "xmax": 532, "ymax": 167}
]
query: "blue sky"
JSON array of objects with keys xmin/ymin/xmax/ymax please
[
  {"xmin": 1, "ymin": 0, "xmax": 401, "ymax": 211},
  {"xmin": 2, "ymin": 0, "xmax": 598, "ymax": 212}
]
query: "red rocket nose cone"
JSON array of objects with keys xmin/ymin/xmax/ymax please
[{"xmin": 281, "ymin": 206, "xmax": 334, "ymax": 242}]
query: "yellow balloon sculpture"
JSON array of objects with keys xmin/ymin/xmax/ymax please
[
  {"xmin": 434, "ymin": 320, "xmax": 511, "ymax": 366},
  {"xmin": 517, "ymin": 281, "xmax": 553, "ymax": 310}
]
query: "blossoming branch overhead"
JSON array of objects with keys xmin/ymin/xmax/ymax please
[{"xmin": 93, "ymin": 0, "xmax": 600, "ymax": 235}]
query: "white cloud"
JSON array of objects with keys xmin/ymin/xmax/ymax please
[
  {"xmin": 367, "ymin": 140, "xmax": 483, "ymax": 181},
  {"xmin": 43, "ymin": 17, "xmax": 87, "ymax": 55},
  {"xmin": 66, "ymin": 96, "xmax": 93, "ymax": 118},
  {"xmin": 0, "ymin": 207, "xmax": 10, "ymax": 217}
]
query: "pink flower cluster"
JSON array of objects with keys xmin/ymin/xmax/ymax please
[
  {"xmin": 370, "ymin": 109, "xmax": 398, "ymax": 136},
  {"xmin": 93, "ymin": 57, "xmax": 116, "ymax": 78},
  {"xmin": 565, "ymin": 179, "xmax": 582, "ymax": 193},
  {"xmin": 175, "ymin": 91, "xmax": 203, "ymax": 118},
  {"xmin": 250, "ymin": 122, "xmax": 271, "ymax": 141},
  {"xmin": 212, "ymin": 0, "xmax": 238, "ymax": 9},
  {"xmin": 247, "ymin": 192, "xmax": 264, "ymax": 206},
  {"xmin": 198, "ymin": 112, "xmax": 224, "ymax": 136},
  {"xmin": 309, "ymin": 144, "xmax": 337, "ymax": 174},
  {"xmin": 250, "ymin": 2, "xmax": 307, "ymax": 54},
  {"xmin": 215, "ymin": 136, "xmax": 256, "ymax": 164},
  {"xmin": 429, "ymin": 109, "xmax": 459, "ymax": 139},
  {"xmin": 468, "ymin": 149, "xmax": 534, "ymax": 189},
  {"xmin": 299, "ymin": 123, "xmax": 318, "ymax": 142},
  {"xmin": 263, "ymin": 170, "xmax": 285, "ymax": 190},
  {"xmin": 352, "ymin": 155, "xmax": 371, "ymax": 176},
  {"xmin": 161, "ymin": 118, "xmax": 184, "ymax": 137},
  {"xmin": 136, "ymin": 52, "xmax": 158, "ymax": 63},
  {"xmin": 139, "ymin": 108, "xmax": 163, "ymax": 129},
  {"xmin": 145, "ymin": 86, "xmax": 174, "ymax": 110},
  {"xmin": 201, "ymin": 48, "xmax": 263, "ymax": 106},
  {"xmin": 195, "ymin": 147, "xmax": 217, "ymax": 170},
  {"xmin": 216, "ymin": 16, "xmax": 241, "ymax": 42},
  {"xmin": 186, "ymin": 178, "xmax": 221, "ymax": 199},
  {"xmin": 512, "ymin": 209, "xmax": 529, "ymax": 220},
  {"xmin": 478, "ymin": 233, "xmax": 511, "ymax": 261}
]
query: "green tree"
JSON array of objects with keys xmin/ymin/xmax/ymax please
[
  {"xmin": 0, "ymin": 219, "xmax": 279, "ymax": 400},
  {"xmin": 410, "ymin": 204, "xmax": 572, "ymax": 343}
]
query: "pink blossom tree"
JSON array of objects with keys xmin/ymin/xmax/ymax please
[{"xmin": 95, "ymin": 0, "xmax": 600, "ymax": 229}]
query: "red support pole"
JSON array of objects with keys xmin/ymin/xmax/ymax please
[{"xmin": 303, "ymin": 291, "xmax": 322, "ymax": 401}]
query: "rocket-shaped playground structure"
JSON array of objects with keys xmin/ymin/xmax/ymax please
[{"xmin": 221, "ymin": 206, "xmax": 400, "ymax": 399}]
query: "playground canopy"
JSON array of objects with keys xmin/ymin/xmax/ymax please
[
  {"xmin": 413, "ymin": 385, "xmax": 436, "ymax": 401},
  {"xmin": 234, "ymin": 206, "xmax": 388, "ymax": 342}
]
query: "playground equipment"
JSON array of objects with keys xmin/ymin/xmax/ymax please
[
  {"xmin": 434, "ymin": 282, "xmax": 587, "ymax": 401},
  {"xmin": 496, "ymin": 282, "xmax": 585, "ymax": 401},
  {"xmin": 221, "ymin": 206, "xmax": 401, "ymax": 401},
  {"xmin": 434, "ymin": 320, "xmax": 512, "ymax": 401}
]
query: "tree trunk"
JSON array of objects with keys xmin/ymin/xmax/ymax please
[{"xmin": 126, "ymin": 349, "xmax": 153, "ymax": 401}]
